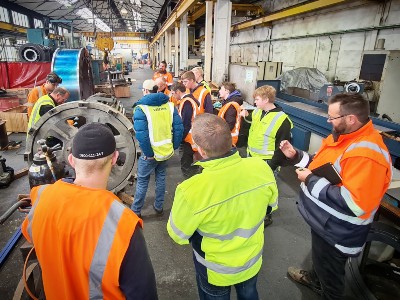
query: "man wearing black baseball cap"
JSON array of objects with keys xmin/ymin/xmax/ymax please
[
  {"xmin": 26, "ymin": 72, "xmax": 62, "ymax": 118},
  {"xmin": 21, "ymin": 122, "xmax": 158, "ymax": 300}
]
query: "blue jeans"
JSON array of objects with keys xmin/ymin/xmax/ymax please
[
  {"xmin": 196, "ymin": 272, "xmax": 259, "ymax": 300},
  {"xmin": 131, "ymin": 156, "xmax": 167, "ymax": 214}
]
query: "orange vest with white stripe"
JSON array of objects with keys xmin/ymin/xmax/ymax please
[
  {"xmin": 308, "ymin": 120, "xmax": 392, "ymax": 220},
  {"xmin": 21, "ymin": 180, "xmax": 142, "ymax": 300},
  {"xmin": 178, "ymin": 96, "xmax": 200, "ymax": 151},
  {"xmin": 192, "ymin": 85, "xmax": 210, "ymax": 114},
  {"xmin": 218, "ymin": 102, "xmax": 242, "ymax": 146},
  {"xmin": 26, "ymin": 85, "xmax": 47, "ymax": 117}
]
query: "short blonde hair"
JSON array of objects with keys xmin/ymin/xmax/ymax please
[
  {"xmin": 72, "ymin": 153, "xmax": 113, "ymax": 175},
  {"xmin": 192, "ymin": 67, "xmax": 203, "ymax": 77},
  {"xmin": 181, "ymin": 71, "xmax": 196, "ymax": 81},
  {"xmin": 253, "ymin": 85, "xmax": 276, "ymax": 103},
  {"xmin": 192, "ymin": 114, "xmax": 231, "ymax": 157}
]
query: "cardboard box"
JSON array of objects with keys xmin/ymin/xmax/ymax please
[
  {"xmin": 114, "ymin": 85, "xmax": 131, "ymax": 98},
  {"xmin": 0, "ymin": 105, "xmax": 28, "ymax": 132}
]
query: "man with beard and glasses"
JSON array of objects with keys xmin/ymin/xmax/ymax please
[{"xmin": 280, "ymin": 93, "xmax": 392, "ymax": 300}]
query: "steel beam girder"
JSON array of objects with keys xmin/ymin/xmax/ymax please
[{"xmin": 231, "ymin": 0, "xmax": 349, "ymax": 31}]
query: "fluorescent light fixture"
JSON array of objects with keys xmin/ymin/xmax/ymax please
[
  {"xmin": 55, "ymin": 0, "xmax": 78, "ymax": 8},
  {"xmin": 76, "ymin": 8, "xmax": 111, "ymax": 32}
]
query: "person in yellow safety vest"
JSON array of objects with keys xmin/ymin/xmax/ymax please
[
  {"xmin": 240, "ymin": 85, "xmax": 293, "ymax": 227},
  {"xmin": 27, "ymin": 87, "xmax": 70, "ymax": 132},
  {"xmin": 26, "ymin": 72, "xmax": 62, "ymax": 118},
  {"xmin": 21, "ymin": 123, "xmax": 158, "ymax": 299},
  {"xmin": 167, "ymin": 113, "xmax": 278, "ymax": 299},
  {"xmin": 281, "ymin": 93, "xmax": 392, "ymax": 299},
  {"xmin": 181, "ymin": 71, "xmax": 213, "ymax": 114},
  {"xmin": 191, "ymin": 66, "xmax": 211, "ymax": 93},
  {"xmin": 131, "ymin": 79, "xmax": 183, "ymax": 218},
  {"xmin": 218, "ymin": 82, "xmax": 244, "ymax": 147},
  {"xmin": 170, "ymin": 82, "xmax": 200, "ymax": 179}
]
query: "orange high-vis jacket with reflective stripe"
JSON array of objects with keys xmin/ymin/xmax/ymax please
[
  {"xmin": 308, "ymin": 120, "xmax": 392, "ymax": 220},
  {"xmin": 192, "ymin": 85, "xmax": 210, "ymax": 114},
  {"xmin": 178, "ymin": 96, "xmax": 200, "ymax": 151},
  {"xmin": 218, "ymin": 102, "xmax": 242, "ymax": 146},
  {"xmin": 26, "ymin": 85, "xmax": 47, "ymax": 117},
  {"xmin": 21, "ymin": 180, "xmax": 142, "ymax": 300}
]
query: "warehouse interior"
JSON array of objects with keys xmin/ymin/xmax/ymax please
[{"xmin": 0, "ymin": 0, "xmax": 400, "ymax": 299}]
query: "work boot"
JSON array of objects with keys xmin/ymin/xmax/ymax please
[
  {"xmin": 153, "ymin": 204, "xmax": 164, "ymax": 216},
  {"xmin": 264, "ymin": 213, "xmax": 273, "ymax": 227},
  {"xmin": 287, "ymin": 267, "xmax": 323, "ymax": 295}
]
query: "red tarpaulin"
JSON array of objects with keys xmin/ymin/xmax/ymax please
[{"xmin": 0, "ymin": 62, "xmax": 51, "ymax": 89}]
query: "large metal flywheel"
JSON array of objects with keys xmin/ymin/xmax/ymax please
[{"xmin": 25, "ymin": 99, "xmax": 136, "ymax": 192}]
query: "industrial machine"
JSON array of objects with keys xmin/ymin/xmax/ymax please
[
  {"xmin": 51, "ymin": 48, "xmax": 95, "ymax": 102},
  {"xmin": 25, "ymin": 96, "xmax": 136, "ymax": 192},
  {"xmin": 19, "ymin": 28, "xmax": 64, "ymax": 62}
]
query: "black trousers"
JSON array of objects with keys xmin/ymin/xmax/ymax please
[
  {"xmin": 179, "ymin": 142, "xmax": 199, "ymax": 178},
  {"xmin": 311, "ymin": 230, "xmax": 348, "ymax": 300}
]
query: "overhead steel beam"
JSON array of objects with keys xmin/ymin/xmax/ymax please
[
  {"xmin": 187, "ymin": 3, "xmax": 262, "ymax": 24},
  {"xmin": 231, "ymin": 0, "xmax": 349, "ymax": 31},
  {"xmin": 0, "ymin": 21, "xmax": 27, "ymax": 34},
  {"xmin": 149, "ymin": 0, "xmax": 197, "ymax": 47},
  {"xmin": 79, "ymin": 31, "xmax": 151, "ymax": 38},
  {"xmin": 188, "ymin": 4, "xmax": 206, "ymax": 23}
]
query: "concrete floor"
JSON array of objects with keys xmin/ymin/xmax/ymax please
[{"xmin": 0, "ymin": 66, "xmax": 356, "ymax": 299}]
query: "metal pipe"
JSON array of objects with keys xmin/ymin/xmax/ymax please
[
  {"xmin": 0, "ymin": 200, "xmax": 30, "ymax": 225},
  {"xmin": 230, "ymin": 24, "xmax": 400, "ymax": 46}
]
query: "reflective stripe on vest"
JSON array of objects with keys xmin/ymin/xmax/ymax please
[
  {"xmin": 27, "ymin": 95, "xmax": 55, "ymax": 130},
  {"xmin": 197, "ymin": 217, "xmax": 264, "ymax": 241},
  {"xmin": 179, "ymin": 96, "xmax": 200, "ymax": 151},
  {"xmin": 193, "ymin": 86, "xmax": 209, "ymax": 113},
  {"xmin": 248, "ymin": 110, "xmax": 291, "ymax": 158},
  {"xmin": 301, "ymin": 181, "xmax": 375, "ymax": 225},
  {"xmin": 330, "ymin": 141, "xmax": 392, "ymax": 218},
  {"xmin": 218, "ymin": 102, "xmax": 241, "ymax": 146},
  {"xmin": 334, "ymin": 243, "xmax": 365, "ymax": 255},
  {"xmin": 193, "ymin": 247, "xmax": 263, "ymax": 275},
  {"xmin": 37, "ymin": 86, "xmax": 43, "ymax": 98},
  {"xmin": 138, "ymin": 102, "xmax": 175, "ymax": 161},
  {"xmin": 26, "ymin": 185, "xmax": 49, "ymax": 242},
  {"xmin": 89, "ymin": 200, "xmax": 125, "ymax": 299}
]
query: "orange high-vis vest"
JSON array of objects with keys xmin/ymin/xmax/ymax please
[
  {"xmin": 308, "ymin": 120, "xmax": 392, "ymax": 220},
  {"xmin": 21, "ymin": 181, "xmax": 142, "ymax": 300},
  {"xmin": 218, "ymin": 102, "xmax": 242, "ymax": 146},
  {"xmin": 26, "ymin": 85, "xmax": 47, "ymax": 117},
  {"xmin": 178, "ymin": 96, "xmax": 200, "ymax": 151},
  {"xmin": 192, "ymin": 85, "xmax": 210, "ymax": 114}
]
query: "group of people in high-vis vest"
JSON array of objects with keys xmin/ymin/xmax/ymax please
[{"xmin": 21, "ymin": 64, "xmax": 392, "ymax": 300}]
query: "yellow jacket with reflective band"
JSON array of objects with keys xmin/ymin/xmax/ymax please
[
  {"xmin": 247, "ymin": 109, "xmax": 293, "ymax": 159},
  {"xmin": 218, "ymin": 102, "xmax": 241, "ymax": 146},
  {"xmin": 27, "ymin": 94, "xmax": 55, "ymax": 131},
  {"xmin": 167, "ymin": 150, "xmax": 278, "ymax": 286},
  {"xmin": 178, "ymin": 96, "xmax": 200, "ymax": 151},
  {"xmin": 137, "ymin": 102, "xmax": 175, "ymax": 161},
  {"xmin": 21, "ymin": 180, "xmax": 142, "ymax": 299}
]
